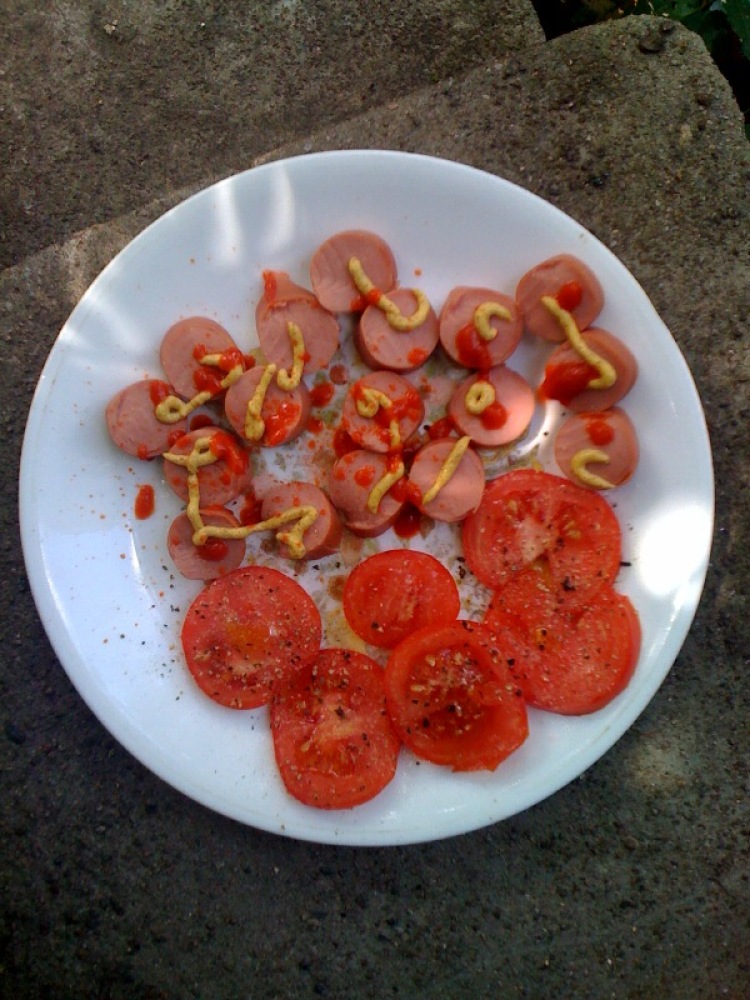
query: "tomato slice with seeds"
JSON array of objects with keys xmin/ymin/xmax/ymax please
[
  {"xmin": 484, "ymin": 584, "xmax": 640, "ymax": 715},
  {"xmin": 384, "ymin": 621, "xmax": 529, "ymax": 772},
  {"xmin": 342, "ymin": 550, "xmax": 461, "ymax": 649},
  {"xmin": 270, "ymin": 648, "xmax": 401, "ymax": 809},
  {"xmin": 462, "ymin": 468, "xmax": 622, "ymax": 610},
  {"xmin": 180, "ymin": 565, "xmax": 322, "ymax": 709}
]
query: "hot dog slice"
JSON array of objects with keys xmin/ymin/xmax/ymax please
[
  {"xmin": 408, "ymin": 438, "xmax": 485, "ymax": 523},
  {"xmin": 516, "ymin": 254, "xmax": 604, "ymax": 342},
  {"xmin": 162, "ymin": 427, "xmax": 250, "ymax": 506},
  {"xmin": 310, "ymin": 230, "xmax": 398, "ymax": 313},
  {"xmin": 438, "ymin": 287, "xmax": 522, "ymax": 368},
  {"xmin": 261, "ymin": 481, "xmax": 342, "ymax": 561},
  {"xmin": 328, "ymin": 450, "xmax": 404, "ymax": 538},
  {"xmin": 105, "ymin": 379, "xmax": 188, "ymax": 459},
  {"xmin": 159, "ymin": 317, "xmax": 242, "ymax": 401},
  {"xmin": 255, "ymin": 272, "xmax": 340, "ymax": 376},
  {"xmin": 448, "ymin": 366, "xmax": 535, "ymax": 449},
  {"xmin": 167, "ymin": 506, "xmax": 246, "ymax": 580},
  {"xmin": 554, "ymin": 408, "xmax": 639, "ymax": 490},
  {"xmin": 539, "ymin": 328, "xmax": 638, "ymax": 411},
  {"xmin": 341, "ymin": 372, "xmax": 424, "ymax": 454},
  {"xmin": 355, "ymin": 289, "xmax": 439, "ymax": 372},
  {"xmin": 224, "ymin": 366, "xmax": 311, "ymax": 447}
]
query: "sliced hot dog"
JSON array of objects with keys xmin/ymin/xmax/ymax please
[
  {"xmin": 310, "ymin": 230, "xmax": 398, "ymax": 313},
  {"xmin": 539, "ymin": 327, "xmax": 638, "ymax": 411},
  {"xmin": 167, "ymin": 506, "xmax": 246, "ymax": 580},
  {"xmin": 162, "ymin": 427, "xmax": 250, "ymax": 506},
  {"xmin": 448, "ymin": 366, "xmax": 535, "ymax": 449},
  {"xmin": 438, "ymin": 286, "xmax": 522, "ymax": 368},
  {"xmin": 328, "ymin": 449, "xmax": 404, "ymax": 538},
  {"xmin": 224, "ymin": 366, "xmax": 311, "ymax": 447},
  {"xmin": 255, "ymin": 271, "xmax": 340, "ymax": 376},
  {"xmin": 355, "ymin": 289, "xmax": 439, "ymax": 372},
  {"xmin": 341, "ymin": 372, "xmax": 424, "ymax": 454},
  {"xmin": 516, "ymin": 254, "xmax": 604, "ymax": 342},
  {"xmin": 554, "ymin": 408, "xmax": 639, "ymax": 490},
  {"xmin": 159, "ymin": 317, "xmax": 242, "ymax": 401},
  {"xmin": 105, "ymin": 379, "xmax": 189, "ymax": 459},
  {"xmin": 408, "ymin": 438, "xmax": 485, "ymax": 523},
  {"xmin": 260, "ymin": 481, "xmax": 342, "ymax": 561}
]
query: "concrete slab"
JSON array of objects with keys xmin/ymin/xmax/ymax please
[
  {"xmin": 2, "ymin": 13, "xmax": 749, "ymax": 1000},
  {"xmin": 0, "ymin": 0, "xmax": 543, "ymax": 267}
]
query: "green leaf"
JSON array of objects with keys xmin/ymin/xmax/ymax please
[{"xmin": 725, "ymin": 0, "xmax": 750, "ymax": 60}]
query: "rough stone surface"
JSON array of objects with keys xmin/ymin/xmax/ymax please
[
  {"xmin": 2, "ymin": 11, "xmax": 749, "ymax": 1000},
  {"xmin": 0, "ymin": 0, "xmax": 543, "ymax": 268}
]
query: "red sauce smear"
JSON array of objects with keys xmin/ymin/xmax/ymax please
[
  {"xmin": 354, "ymin": 465, "xmax": 376, "ymax": 489},
  {"xmin": 239, "ymin": 488, "xmax": 263, "ymax": 526},
  {"xmin": 193, "ymin": 366, "xmax": 224, "ymax": 395},
  {"xmin": 393, "ymin": 504, "xmax": 421, "ymax": 539},
  {"xmin": 556, "ymin": 281, "xmax": 583, "ymax": 311},
  {"xmin": 407, "ymin": 348, "xmax": 428, "ymax": 367},
  {"xmin": 134, "ymin": 483, "xmax": 155, "ymax": 520},
  {"xmin": 427, "ymin": 416, "xmax": 456, "ymax": 440},
  {"xmin": 585, "ymin": 415, "xmax": 615, "ymax": 446},
  {"xmin": 539, "ymin": 360, "xmax": 597, "ymax": 406},
  {"xmin": 209, "ymin": 430, "xmax": 249, "ymax": 475},
  {"xmin": 306, "ymin": 415, "xmax": 324, "ymax": 435},
  {"xmin": 389, "ymin": 478, "xmax": 422, "ymax": 507},
  {"xmin": 480, "ymin": 400, "xmax": 508, "ymax": 430},
  {"xmin": 333, "ymin": 427, "xmax": 358, "ymax": 458},
  {"xmin": 148, "ymin": 380, "xmax": 171, "ymax": 406},
  {"xmin": 262, "ymin": 270, "xmax": 278, "ymax": 301},
  {"xmin": 455, "ymin": 323, "xmax": 492, "ymax": 369},
  {"xmin": 310, "ymin": 380, "xmax": 335, "ymax": 407},
  {"xmin": 198, "ymin": 538, "xmax": 229, "ymax": 562},
  {"xmin": 263, "ymin": 402, "xmax": 301, "ymax": 446},
  {"xmin": 190, "ymin": 413, "xmax": 215, "ymax": 431},
  {"xmin": 329, "ymin": 364, "xmax": 349, "ymax": 385}
]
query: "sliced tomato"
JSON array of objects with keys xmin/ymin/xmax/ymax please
[
  {"xmin": 484, "ymin": 584, "xmax": 641, "ymax": 715},
  {"xmin": 180, "ymin": 565, "xmax": 322, "ymax": 709},
  {"xmin": 462, "ymin": 468, "xmax": 622, "ymax": 610},
  {"xmin": 270, "ymin": 648, "xmax": 401, "ymax": 809},
  {"xmin": 384, "ymin": 620, "xmax": 528, "ymax": 772},
  {"xmin": 342, "ymin": 550, "xmax": 461, "ymax": 649}
]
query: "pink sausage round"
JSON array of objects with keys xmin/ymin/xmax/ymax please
[
  {"xmin": 438, "ymin": 287, "xmax": 522, "ymax": 368},
  {"xmin": 159, "ymin": 317, "xmax": 240, "ymax": 400},
  {"xmin": 260, "ymin": 481, "xmax": 342, "ymax": 561},
  {"xmin": 105, "ymin": 379, "xmax": 188, "ymax": 459},
  {"xmin": 516, "ymin": 254, "xmax": 604, "ymax": 342},
  {"xmin": 341, "ymin": 372, "xmax": 425, "ymax": 454},
  {"xmin": 310, "ymin": 230, "xmax": 398, "ymax": 313},
  {"xmin": 167, "ymin": 506, "xmax": 246, "ymax": 580},
  {"xmin": 448, "ymin": 366, "xmax": 536, "ymax": 448},
  {"xmin": 408, "ymin": 438, "xmax": 485, "ymax": 523},
  {"xmin": 224, "ymin": 367, "xmax": 311, "ymax": 447},
  {"xmin": 540, "ymin": 328, "xmax": 638, "ymax": 412},
  {"xmin": 162, "ymin": 427, "xmax": 250, "ymax": 506},
  {"xmin": 355, "ymin": 289, "xmax": 439, "ymax": 372},
  {"xmin": 328, "ymin": 450, "xmax": 404, "ymax": 538},
  {"xmin": 256, "ymin": 271, "xmax": 340, "ymax": 375},
  {"xmin": 554, "ymin": 408, "xmax": 639, "ymax": 489}
]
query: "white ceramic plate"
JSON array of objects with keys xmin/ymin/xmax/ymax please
[{"xmin": 20, "ymin": 151, "xmax": 713, "ymax": 846}]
